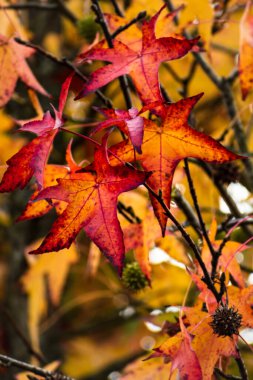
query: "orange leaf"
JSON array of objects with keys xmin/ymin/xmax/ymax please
[
  {"xmin": 0, "ymin": 35, "xmax": 48, "ymax": 106},
  {"xmin": 109, "ymin": 95, "xmax": 242, "ymax": 234},
  {"xmin": 29, "ymin": 139, "xmax": 150, "ymax": 275},
  {"xmin": 76, "ymin": 6, "xmax": 199, "ymax": 105},
  {"xmin": 0, "ymin": 75, "xmax": 72, "ymax": 191},
  {"xmin": 153, "ymin": 328, "xmax": 202, "ymax": 380},
  {"xmin": 186, "ymin": 307, "xmax": 238, "ymax": 380},
  {"xmin": 239, "ymin": 0, "xmax": 253, "ymax": 100}
]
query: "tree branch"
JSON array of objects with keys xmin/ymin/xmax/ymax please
[
  {"xmin": 173, "ymin": 187, "xmax": 202, "ymax": 236},
  {"xmin": 3, "ymin": 309, "xmax": 45, "ymax": 364},
  {"xmin": 111, "ymin": 11, "xmax": 147, "ymax": 39},
  {"xmin": 0, "ymin": 3, "xmax": 58, "ymax": 11},
  {"xmin": 143, "ymin": 182, "xmax": 220, "ymax": 301},
  {"xmin": 214, "ymin": 368, "xmax": 241, "ymax": 380},
  {"xmin": 0, "ymin": 354, "xmax": 76, "ymax": 380},
  {"xmin": 14, "ymin": 37, "xmax": 113, "ymax": 109},
  {"xmin": 1, "ymin": 1, "xmax": 78, "ymax": 24},
  {"xmin": 184, "ymin": 158, "xmax": 217, "ymax": 258},
  {"xmin": 54, "ymin": 0, "xmax": 78, "ymax": 24},
  {"xmin": 91, "ymin": 0, "xmax": 132, "ymax": 110},
  {"xmin": 235, "ymin": 348, "xmax": 248, "ymax": 380}
]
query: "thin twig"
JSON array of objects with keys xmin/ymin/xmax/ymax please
[
  {"xmin": 110, "ymin": 0, "xmax": 124, "ymax": 16},
  {"xmin": 54, "ymin": 0, "xmax": 78, "ymax": 24},
  {"xmin": 118, "ymin": 201, "xmax": 141, "ymax": 224},
  {"xmin": 111, "ymin": 11, "xmax": 147, "ymax": 39},
  {"xmin": 173, "ymin": 187, "xmax": 202, "ymax": 236},
  {"xmin": 0, "ymin": 354, "xmax": 75, "ymax": 380},
  {"xmin": 3, "ymin": 309, "xmax": 45, "ymax": 364},
  {"xmin": 189, "ymin": 159, "xmax": 253, "ymax": 237},
  {"xmin": 14, "ymin": 37, "xmax": 113, "ymax": 109},
  {"xmin": 91, "ymin": 0, "xmax": 132, "ymax": 110},
  {"xmin": 143, "ymin": 182, "xmax": 220, "ymax": 301},
  {"xmin": 184, "ymin": 159, "xmax": 217, "ymax": 258},
  {"xmin": 211, "ymin": 43, "xmax": 238, "ymax": 57},
  {"xmin": 240, "ymin": 264, "xmax": 253, "ymax": 273},
  {"xmin": 227, "ymin": 68, "xmax": 239, "ymax": 84},
  {"xmin": 3, "ymin": 0, "xmax": 78, "ymax": 25},
  {"xmin": 235, "ymin": 347, "xmax": 248, "ymax": 380},
  {"xmin": 0, "ymin": 3, "xmax": 58, "ymax": 11},
  {"xmin": 214, "ymin": 368, "xmax": 241, "ymax": 380}
]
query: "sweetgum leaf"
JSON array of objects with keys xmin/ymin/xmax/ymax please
[
  {"xmin": 0, "ymin": 35, "xmax": 49, "ymax": 106},
  {"xmin": 152, "ymin": 328, "xmax": 202, "ymax": 380},
  {"xmin": 29, "ymin": 138, "xmax": 151, "ymax": 275},
  {"xmin": 76, "ymin": 6, "xmax": 199, "ymax": 105},
  {"xmin": 109, "ymin": 94, "xmax": 243, "ymax": 234},
  {"xmin": 0, "ymin": 75, "xmax": 72, "ymax": 191}
]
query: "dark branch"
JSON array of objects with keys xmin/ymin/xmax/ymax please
[
  {"xmin": 143, "ymin": 182, "xmax": 220, "ymax": 301},
  {"xmin": 14, "ymin": 37, "xmax": 113, "ymax": 108},
  {"xmin": 111, "ymin": 11, "xmax": 147, "ymax": 39},
  {"xmin": 3, "ymin": 309, "xmax": 45, "ymax": 364},
  {"xmin": 110, "ymin": 0, "xmax": 124, "ymax": 17},
  {"xmin": 91, "ymin": 0, "xmax": 132, "ymax": 109},
  {"xmin": 54, "ymin": 0, "xmax": 78, "ymax": 24},
  {"xmin": 173, "ymin": 187, "xmax": 202, "ymax": 237},
  {"xmin": 235, "ymin": 348, "xmax": 248, "ymax": 380},
  {"xmin": 214, "ymin": 368, "xmax": 241, "ymax": 380},
  {"xmin": 0, "ymin": 354, "xmax": 76, "ymax": 380},
  {"xmin": 1, "ymin": 1, "xmax": 78, "ymax": 24},
  {"xmin": 184, "ymin": 158, "xmax": 217, "ymax": 259},
  {"xmin": 0, "ymin": 3, "xmax": 58, "ymax": 11}
]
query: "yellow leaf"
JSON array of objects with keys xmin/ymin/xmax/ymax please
[{"xmin": 21, "ymin": 242, "xmax": 79, "ymax": 351}]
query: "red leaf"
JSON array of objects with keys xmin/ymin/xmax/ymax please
[
  {"xmin": 76, "ymin": 6, "xmax": 199, "ymax": 105},
  {"xmin": 0, "ymin": 35, "xmax": 49, "ymax": 107},
  {"xmin": 17, "ymin": 164, "xmax": 69, "ymax": 221},
  {"xmin": 29, "ymin": 138, "xmax": 151, "ymax": 275},
  {"xmin": 93, "ymin": 107, "xmax": 144, "ymax": 153},
  {"xmin": 151, "ymin": 324, "xmax": 202, "ymax": 380},
  {"xmin": 109, "ymin": 95, "xmax": 242, "ymax": 234},
  {"xmin": 0, "ymin": 75, "xmax": 72, "ymax": 191}
]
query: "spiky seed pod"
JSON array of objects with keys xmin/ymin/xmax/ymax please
[
  {"xmin": 212, "ymin": 162, "xmax": 241, "ymax": 185},
  {"xmin": 122, "ymin": 262, "xmax": 148, "ymax": 292},
  {"xmin": 210, "ymin": 304, "xmax": 242, "ymax": 337}
]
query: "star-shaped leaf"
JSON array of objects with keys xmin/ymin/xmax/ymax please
[
  {"xmin": 0, "ymin": 35, "xmax": 49, "ymax": 106},
  {"xmin": 76, "ymin": 6, "xmax": 199, "ymax": 105},
  {"xmin": 18, "ymin": 141, "xmax": 82, "ymax": 221},
  {"xmin": 0, "ymin": 74, "xmax": 72, "ymax": 192},
  {"xmin": 29, "ymin": 138, "xmax": 150, "ymax": 275},
  {"xmin": 109, "ymin": 94, "xmax": 242, "ymax": 234},
  {"xmin": 154, "ymin": 305, "xmax": 238, "ymax": 380}
]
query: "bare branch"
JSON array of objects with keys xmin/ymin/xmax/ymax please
[{"xmin": 0, "ymin": 354, "xmax": 76, "ymax": 380}]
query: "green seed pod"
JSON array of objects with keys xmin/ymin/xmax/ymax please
[{"xmin": 122, "ymin": 262, "xmax": 148, "ymax": 292}]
